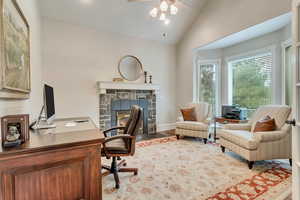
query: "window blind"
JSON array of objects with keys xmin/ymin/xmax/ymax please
[{"xmin": 230, "ymin": 53, "xmax": 272, "ymax": 109}]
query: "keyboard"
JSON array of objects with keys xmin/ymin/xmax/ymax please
[{"xmin": 32, "ymin": 123, "xmax": 57, "ymax": 130}]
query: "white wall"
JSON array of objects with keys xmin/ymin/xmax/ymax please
[
  {"xmin": 0, "ymin": 0, "xmax": 43, "ymax": 121},
  {"xmin": 176, "ymin": 0, "xmax": 291, "ymax": 108},
  {"xmin": 42, "ymin": 18, "xmax": 177, "ymax": 130}
]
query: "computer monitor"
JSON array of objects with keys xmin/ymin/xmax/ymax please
[{"xmin": 44, "ymin": 84, "xmax": 55, "ymax": 123}]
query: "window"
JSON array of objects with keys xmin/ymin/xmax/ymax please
[
  {"xmin": 195, "ymin": 60, "xmax": 220, "ymax": 114},
  {"xmin": 228, "ymin": 52, "xmax": 273, "ymax": 110}
]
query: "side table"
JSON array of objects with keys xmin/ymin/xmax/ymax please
[{"xmin": 211, "ymin": 117, "xmax": 248, "ymax": 142}]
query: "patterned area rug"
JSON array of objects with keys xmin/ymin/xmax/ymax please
[{"xmin": 102, "ymin": 137, "xmax": 292, "ymax": 200}]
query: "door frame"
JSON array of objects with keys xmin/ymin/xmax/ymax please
[
  {"xmin": 281, "ymin": 39, "xmax": 293, "ymax": 105},
  {"xmin": 292, "ymin": 0, "xmax": 300, "ymax": 199}
]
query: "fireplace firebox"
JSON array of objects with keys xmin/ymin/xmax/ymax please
[
  {"xmin": 99, "ymin": 89, "xmax": 157, "ymax": 135},
  {"xmin": 111, "ymin": 99, "xmax": 148, "ymax": 135}
]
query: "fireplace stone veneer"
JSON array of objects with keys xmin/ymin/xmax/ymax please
[{"xmin": 99, "ymin": 89, "xmax": 157, "ymax": 135}]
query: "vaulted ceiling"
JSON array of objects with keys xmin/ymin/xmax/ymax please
[{"xmin": 39, "ymin": 0, "xmax": 208, "ymax": 44}]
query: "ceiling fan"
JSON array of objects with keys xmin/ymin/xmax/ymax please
[
  {"xmin": 128, "ymin": 0, "xmax": 192, "ymax": 7},
  {"xmin": 128, "ymin": 0, "xmax": 191, "ymax": 25}
]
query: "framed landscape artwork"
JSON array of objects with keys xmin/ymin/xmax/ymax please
[{"xmin": 0, "ymin": 0, "xmax": 30, "ymax": 99}]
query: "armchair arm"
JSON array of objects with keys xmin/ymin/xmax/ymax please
[
  {"xmin": 224, "ymin": 123, "xmax": 251, "ymax": 131},
  {"xmin": 103, "ymin": 126, "xmax": 126, "ymax": 137},
  {"xmin": 253, "ymin": 130, "xmax": 289, "ymax": 142}
]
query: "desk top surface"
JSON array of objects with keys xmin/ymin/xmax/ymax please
[{"xmin": 0, "ymin": 117, "xmax": 104, "ymax": 158}]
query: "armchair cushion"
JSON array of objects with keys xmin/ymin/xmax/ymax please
[
  {"xmin": 176, "ymin": 121, "xmax": 208, "ymax": 131},
  {"xmin": 250, "ymin": 105, "xmax": 291, "ymax": 132},
  {"xmin": 219, "ymin": 130, "xmax": 259, "ymax": 150},
  {"xmin": 180, "ymin": 107, "xmax": 197, "ymax": 121},
  {"xmin": 253, "ymin": 116, "xmax": 276, "ymax": 132}
]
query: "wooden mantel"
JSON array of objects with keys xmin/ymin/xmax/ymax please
[{"xmin": 97, "ymin": 81, "xmax": 160, "ymax": 94}]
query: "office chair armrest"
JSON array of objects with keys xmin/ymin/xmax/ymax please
[
  {"xmin": 103, "ymin": 126, "xmax": 126, "ymax": 137},
  {"xmin": 103, "ymin": 135, "xmax": 135, "ymax": 144}
]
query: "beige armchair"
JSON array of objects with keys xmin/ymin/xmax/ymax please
[
  {"xmin": 175, "ymin": 102, "xmax": 212, "ymax": 144},
  {"xmin": 219, "ymin": 105, "xmax": 292, "ymax": 169}
]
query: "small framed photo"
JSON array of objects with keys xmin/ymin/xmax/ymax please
[{"xmin": 1, "ymin": 114, "xmax": 29, "ymax": 147}]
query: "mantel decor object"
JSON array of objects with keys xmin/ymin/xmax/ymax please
[
  {"xmin": 149, "ymin": 75, "xmax": 153, "ymax": 84},
  {"xmin": 1, "ymin": 114, "xmax": 30, "ymax": 148},
  {"xmin": 144, "ymin": 71, "xmax": 148, "ymax": 83},
  {"xmin": 113, "ymin": 78, "xmax": 124, "ymax": 82},
  {"xmin": 0, "ymin": 0, "xmax": 31, "ymax": 99}
]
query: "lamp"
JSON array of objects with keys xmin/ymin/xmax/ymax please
[
  {"xmin": 149, "ymin": 0, "xmax": 179, "ymax": 24},
  {"xmin": 160, "ymin": 13, "xmax": 166, "ymax": 21},
  {"xmin": 150, "ymin": 7, "xmax": 158, "ymax": 18},
  {"xmin": 164, "ymin": 18, "xmax": 170, "ymax": 25},
  {"xmin": 170, "ymin": 4, "xmax": 178, "ymax": 15},
  {"xmin": 160, "ymin": 0, "xmax": 168, "ymax": 12}
]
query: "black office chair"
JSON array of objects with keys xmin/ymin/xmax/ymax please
[{"xmin": 101, "ymin": 105, "xmax": 142, "ymax": 189}]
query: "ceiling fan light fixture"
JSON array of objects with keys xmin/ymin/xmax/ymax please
[
  {"xmin": 170, "ymin": 4, "xmax": 178, "ymax": 15},
  {"xmin": 150, "ymin": 7, "xmax": 158, "ymax": 18},
  {"xmin": 160, "ymin": 0, "xmax": 169, "ymax": 12},
  {"xmin": 159, "ymin": 12, "xmax": 166, "ymax": 21}
]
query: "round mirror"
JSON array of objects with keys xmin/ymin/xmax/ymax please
[{"xmin": 118, "ymin": 55, "xmax": 143, "ymax": 81}]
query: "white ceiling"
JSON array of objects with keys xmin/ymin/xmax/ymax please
[
  {"xmin": 198, "ymin": 13, "xmax": 292, "ymax": 50},
  {"xmin": 39, "ymin": 0, "xmax": 208, "ymax": 44}
]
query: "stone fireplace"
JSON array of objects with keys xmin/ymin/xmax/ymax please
[{"xmin": 98, "ymin": 82, "xmax": 159, "ymax": 136}]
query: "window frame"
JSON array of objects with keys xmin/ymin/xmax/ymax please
[
  {"xmin": 225, "ymin": 45, "xmax": 276, "ymax": 107},
  {"xmin": 193, "ymin": 59, "xmax": 221, "ymax": 115}
]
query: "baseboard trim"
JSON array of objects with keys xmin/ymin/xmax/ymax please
[{"xmin": 157, "ymin": 123, "xmax": 176, "ymax": 132}]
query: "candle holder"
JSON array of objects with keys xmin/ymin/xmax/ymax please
[
  {"xmin": 149, "ymin": 75, "xmax": 152, "ymax": 84},
  {"xmin": 144, "ymin": 71, "xmax": 148, "ymax": 84}
]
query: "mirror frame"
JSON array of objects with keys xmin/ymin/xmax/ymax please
[{"xmin": 118, "ymin": 55, "xmax": 143, "ymax": 81}]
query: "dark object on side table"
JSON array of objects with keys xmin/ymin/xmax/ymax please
[
  {"xmin": 1, "ymin": 114, "xmax": 30, "ymax": 148},
  {"xmin": 222, "ymin": 105, "xmax": 248, "ymax": 120},
  {"xmin": 101, "ymin": 105, "xmax": 142, "ymax": 189}
]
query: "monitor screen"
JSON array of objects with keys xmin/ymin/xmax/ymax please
[{"xmin": 44, "ymin": 84, "xmax": 55, "ymax": 120}]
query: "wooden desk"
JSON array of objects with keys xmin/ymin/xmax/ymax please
[{"xmin": 0, "ymin": 117, "xmax": 104, "ymax": 200}]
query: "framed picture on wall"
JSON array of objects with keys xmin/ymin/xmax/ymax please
[{"xmin": 0, "ymin": 0, "xmax": 30, "ymax": 99}]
